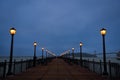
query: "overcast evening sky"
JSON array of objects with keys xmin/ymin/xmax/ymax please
[{"xmin": 0, "ymin": 0, "xmax": 120, "ymax": 56}]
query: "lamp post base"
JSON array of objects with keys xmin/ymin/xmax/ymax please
[
  {"xmin": 103, "ymin": 72, "xmax": 108, "ymax": 75},
  {"xmin": 7, "ymin": 72, "xmax": 14, "ymax": 76},
  {"xmin": 33, "ymin": 56, "xmax": 36, "ymax": 67},
  {"xmin": 80, "ymin": 60, "xmax": 83, "ymax": 67}
]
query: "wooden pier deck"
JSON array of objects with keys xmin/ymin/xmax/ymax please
[{"xmin": 6, "ymin": 58, "xmax": 109, "ymax": 80}]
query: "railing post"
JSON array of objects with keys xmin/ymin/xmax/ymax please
[
  {"xmin": 26, "ymin": 60, "xmax": 28, "ymax": 71},
  {"xmin": 88, "ymin": 59, "xmax": 89, "ymax": 70},
  {"xmin": 117, "ymin": 64, "xmax": 120, "ymax": 79},
  {"xmin": 93, "ymin": 59, "xmax": 95, "ymax": 72},
  {"xmin": 116, "ymin": 63, "xmax": 119, "ymax": 79},
  {"xmin": 13, "ymin": 59, "xmax": 16, "ymax": 75},
  {"xmin": 31, "ymin": 60, "xmax": 33, "ymax": 67},
  {"xmin": 3, "ymin": 60, "xmax": 7, "ymax": 78},
  {"xmin": 21, "ymin": 59, "xmax": 23, "ymax": 72},
  {"xmin": 100, "ymin": 60, "xmax": 102, "ymax": 75},
  {"xmin": 82, "ymin": 60, "xmax": 84, "ymax": 67},
  {"xmin": 77, "ymin": 59, "xmax": 79, "ymax": 65},
  {"xmin": 29, "ymin": 60, "xmax": 31, "ymax": 68},
  {"xmin": 28, "ymin": 60, "xmax": 29, "ymax": 68},
  {"xmin": 108, "ymin": 60, "xmax": 111, "ymax": 78}
]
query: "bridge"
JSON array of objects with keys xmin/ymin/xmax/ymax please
[
  {"xmin": 0, "ymin": 55, "xmax": 120, "ymax": 80},
  {"xmin": 3, "ymin": 58, "xmax": 108, "ymax": 80}
]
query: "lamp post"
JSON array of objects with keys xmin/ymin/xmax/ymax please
[
  {"xmin": 100, "ymin": 28, "xmax": 108, "ymax": 75},
  {"xmin": 33, "ymin": 42, "xmax": 37, "ymax": 67},
  {"xmin": 42, "ymin": 48, "xmax": 44, "ymax": 64},
  {"xmin": 80, "ymin": 42, "xmax": 83, "ymax": 66},
  {"xmin": 68, "ymin": 50, "xmax": 70, "ymax": 59},
  {"xmin": 68, "ymin": 50, "xmax": 71, "ymax": 63},
  {"xmin": 65, "ymin": 52, "xmax": 67, "ymax": 59},
  {"xmin": 46, "ymin": 49, "xmax": 48, "ymax": 64},
  {"xmin": 72, "ymin": 48, "xmax": 74, "ymax": 63},
  {"xmin": 42, "ymin": 48, "xmax": 44, "ymax": 60},
  {"xmin": 66, "ymin": 52, "xmax": 67, "ymax": 59},
  {"xmin": 46, "ymin": 50, "xmax": 47, "ymax": 59},
  {"xmin": 7, "ymin": 27, "xmax": 16, "ymax": 75}
]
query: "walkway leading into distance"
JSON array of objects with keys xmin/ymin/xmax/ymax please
[{"xmin": 6, "ymin": 58, "xmax": 109, "ymax": 80}]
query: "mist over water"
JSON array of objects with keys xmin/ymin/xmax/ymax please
[
  {"xmin": 0, "ymin": 54, "xmax": 119, "ymax": 64},
  {"xmin": 75, "ymin": 53, "xmax": 120, "ymax": 64},
  {"xmin": 0, "ymin": 56, "xmax": 42, "ymax": 62}
]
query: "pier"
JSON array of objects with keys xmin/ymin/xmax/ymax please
[{"xmin": 0, "ymin": 58, "xmax": 113, "ymax": 80}]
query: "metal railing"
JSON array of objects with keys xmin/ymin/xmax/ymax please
[
  {"xmin": 63, "ymin": 57, "xmax": 120, "ymax": 80},
  {"xmin": 0, "ymin": 57, "xmax": 55, "ymax": 79}
]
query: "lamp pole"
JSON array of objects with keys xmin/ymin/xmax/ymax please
[
  {"xmin": 72, "ymin": 48, "xmax": 74, "ymax": 63},
  {"xmin": 80, "ymin": 42, "xmax": 83, "ymax": 66},
  {"xmin": 68, "ymin": 50, "xmax": 70, "ymax": 59},
  {"xmin": 100, "ymin": 28, "xmax": 108, "ymax": 75},
  {"xmin": 7, "ymin": 27, "xmax": 16, "ymax": 75},
  {"xmin": 42, "ymin": 48, "xmax": 44, "ymax": 60},
  {"xmin": 33, "ymin": 42, "xmax": 37, "ymax": 67},
  {"xmin": 42, "ymin": 48, "xmax": 44, "ymax": 64},
  {"xmin": 68, "ymin": 50, "xmax": 71, "ymax": 63},
  {"xmin": 46, "ymin": 50, "xmax": 48, "ymax": 64},
  {"xmin": 46, "ymin": 50, "xmax": 47, "ymax": 59}
]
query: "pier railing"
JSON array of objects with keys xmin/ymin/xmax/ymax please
[
  {"xmin": 1, "ymin": 57, "xmax": 119, "ymax": 79},
  {"xmin": 0, "ymin": 57, "xmax": 55, "ymax": 79},
  {"xmin": 63, "ymin": 58, "xmax": 120, "ymax": 80}
]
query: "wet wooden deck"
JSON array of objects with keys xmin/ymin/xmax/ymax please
[{"xmin": 6, "ymin": 58, "xmax": 109, "ymax": 80}]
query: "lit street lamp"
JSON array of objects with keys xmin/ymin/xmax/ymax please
[
  {"xmin": 80, "ymin": 42, "xmax": 83, "ymax": 66},
  {"xmin": 72, "ymin": 48, "xmax": 74, "ymax": 62},
  {"xmin": 33, "ymin": 42, "xmax": 37, "ymax": 66},
  {"xmin": 46, "ymin": 50, "xmax": 48, "ymax": 59},
  {"xmin": 7, "ymin": 27, "xmax": 16, "ymax": 75},
  {"xmin": 42, "ymin": 48, "xmax": 44, "ymax": 60},
  {"xmin": 45, "ymin": 49, "xmax": 48, "ymax": 65},
  {"xmin": 100, "ymin": 28, "xmax": 108, "ymax": 75},
  {"xmin": 68, "ymin": 50, "xmax": 70, "ymax": 59},
  {"xmin": 68, "ymin": 50, "xmax": 71, "ymax": 63}
]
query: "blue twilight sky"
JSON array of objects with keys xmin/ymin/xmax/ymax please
[{"xmin": 0, "ymin": 0, "xmax": 120, "ymax": 56}]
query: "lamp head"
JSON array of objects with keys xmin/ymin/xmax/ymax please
[
  {"xmin": 33, "ymin": 42, "xmax": 37, "ymax": 46},
  {"xmin": 80, "ymin": 42, "xmax": 83, "ymax": 47},
  {"xmin": 10, "ymin": 27, "xmax": 16, "ymax": 35},
  {"xmin": 42, "ymin": 48, "xmax": 44, "ymax": 50},
  {"xmin": 72, "ymin": 48, "xmax": 74, "ymax": 50},
  {"xmin": 100, "ymin": 28, "xmax": 107, "ymax": 36}
]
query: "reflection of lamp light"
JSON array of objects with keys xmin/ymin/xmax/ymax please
[
  {"xmin": 100, "ymin": 28, "xmax": 108, "ymax": 75},
  {"xmin": 7, "ymin": 27, "xmax": 16, "ymax": 75}
]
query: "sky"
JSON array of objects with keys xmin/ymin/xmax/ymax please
[{"xmin": 0, "ymin": 0, "xmax": 120, "ymax": 56}]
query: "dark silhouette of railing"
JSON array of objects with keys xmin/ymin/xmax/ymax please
[
  {"xmin": 0, "ymin": 57, "xmax": 55, "ymax": 79},
  {"xmin": 62, "ymin": 57, "xmax": 120, "ymax": 80}
]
